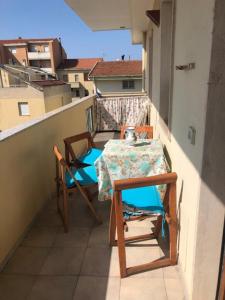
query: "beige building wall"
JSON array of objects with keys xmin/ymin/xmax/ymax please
[
  {"xmin": 0, "ymin": 84, "xmax": 72, "ymax": 131},
  {"xmin": 0, "ymin": 86, "xmax": 45, "ymax": 131},
  {"xmin": 94, "ymin": 78, "xmax": 142, "ymax": 95},
  {"xmin": 0, "ymin": 96, "xmax": 95, "ymax": 269},
  {"xmin": 143, "ymin": 0, "xmax": 223, "ymax": 299},
  {"xmin": 43, "ymin": 84, "xmax": 72, "ymax": 112},
  {"xmin": 57, "ymin": 69, "xmax": 95, "ymax": 97}
]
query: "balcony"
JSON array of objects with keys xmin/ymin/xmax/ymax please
[
  {"xmin": 70, "ymin": 81, "xmax": 80, "ymax": 88},
  {"xmin": 0, "ymin": 95, "xmax": 184, "ymax": 299},
  {"xmin": 28, "ymin": 51, "xmax": 51, "ymax": 60},
  {"xmin": 41, "ymin": 67, "xmax": 52, "ymax": 74}
]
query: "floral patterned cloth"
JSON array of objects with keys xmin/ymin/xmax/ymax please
[
  {"xmin": 95, "ymin": 139, "xmax": 168, "ymax": 201},
  {"xmin": 96, "ymin": 96, "xmax": 150, "ymax": 131}
]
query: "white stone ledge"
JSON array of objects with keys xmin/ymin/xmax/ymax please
[{"xmin": 0, "ymin": 95, "xmax": 96, "ymax": 142}]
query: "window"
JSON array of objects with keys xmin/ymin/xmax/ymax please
[
  {"xmin": 84, "ymin": 73, "xmax": 89, "ymax": 81},
  {"xmin": 9, "ymin": 47, "xmax": 16, "ymax": 54},
  {"xmin": 29, "ymin": 45, "xmax": 36, "ymax": 52},
  {"xmin": 44, "ymin": 46, "xmax": 49, "ymax": 52},
  {"xmin": 75, "ymin": 74, "xmax": 79, "ymax": 82},
  {"xmin": 18, "ymin": 102, "xmax": 30, "ymax": 116},
  {"xmin": 86, "ymin": 106, "xmax": 94, "ymax": 133},
  {"xmin": 122, "ymin": 80, "xmax": 135, "ymax": 89},
  {"xmin": 63, "ymin": 74, "xmax": 68, "ymax": 82},
  {"xmin": 75, "ymin": 89, "xmax": 80, "ymax": 97},
  {"xmin": 159, "ymin": 1, "xmax": 174, "ymax": 126}
]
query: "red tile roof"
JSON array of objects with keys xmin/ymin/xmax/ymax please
[
  {"xmin": 58, "ymin": 58, "xmax": 103, "ymax": 70},
  {"xmin": 89, "ymin": 60, "xmax": 142, "ymax": 77},
  {"xmin": 0, "ymin": 38, "xmax": 55, "ymax": 44},
  {"xmin": 32, "ymin": 80, "xmax": 66, "ymax": 87}
]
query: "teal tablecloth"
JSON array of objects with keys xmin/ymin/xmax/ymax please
[{"xmin": 95, "ymin": 139, "xmax": 168, "ymax": 201}]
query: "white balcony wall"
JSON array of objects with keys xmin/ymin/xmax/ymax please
[
  {"xmin": 28, "ymin": 52, "xmax": 51, "ymax": 60},
  {"xmin": 143, "ymin": 0, "xmax": 224, "ymax": 299}
]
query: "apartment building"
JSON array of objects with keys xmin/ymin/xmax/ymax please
[
  {"xmin": 0, "ymin": 38, "xmax": 67, "ymax": 75},
  {"xmin": 89, "ymin": 60, "xmax": 143, "ymax": 96},
  {"xmin": 57, "ymin": 58, "xmax": 102, "ymax": 98},
  {"xmin": 0, "ymin": 65, "xmax": 72, "ymax": 130}
]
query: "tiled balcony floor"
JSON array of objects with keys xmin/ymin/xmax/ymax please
[{"xmin": 0, "ymin": 132, "xmax": 185, "ymax": 300}]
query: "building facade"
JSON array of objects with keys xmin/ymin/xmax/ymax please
[
  {"xmin": 89, "ymin": 60, "xmax": 143, "ymax": 96},
  {"xmin": 0, "ymin": 66, "xmax": 72, "ymax": 131},
  {"xmin": 0, "ymin": 38, "xmax": 67, "ymax": 75},
  {"xmin": 57, "ymin": 58, "xmax": 103, "ymax": 98}
]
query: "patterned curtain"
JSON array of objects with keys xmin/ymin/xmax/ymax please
[{"xmin": 96, "ymin": 96, "xmax": 150, "ymax": 131}]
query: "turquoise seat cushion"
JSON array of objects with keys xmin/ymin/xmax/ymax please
[
  {"xmin": 65, "ymin": 165, "xmax": 98, "ymax": 188},
  {"xmin": 78, "ymin": 148, "xmax": 102, "ymax": 165},
  {"xmin": 122, "ymin": 186, "xmax": 164, "ymax": 214},
  {"xmin": 110, "ymin": 185, "xmax": 164, "ymax": 216}
]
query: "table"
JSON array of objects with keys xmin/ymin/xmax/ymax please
[{"xmin": 95, "ymin": 139, "xmax": 168, "ymax": 201}]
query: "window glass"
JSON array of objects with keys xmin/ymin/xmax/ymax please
[
  {"xmin": 18, "ymin": 102, "xmax": 30, "ymax": 116},
  {"xmin": 122, "ymin": 80, "xmax": 135, "ymax": 89},
  {"xmin": 44, "ymin": 46, "xmax": 49, "ymax": 52},
  {"xmin": 75, "ymin": 74, "xmax": 79, "ymax": 82},
  {"xmin": 9, "ymin": 47, "xmax": 16, "ymax": 54},
  {"xmin": 63, "ymin": 74, "xmax": 68, "ymax": 82}
]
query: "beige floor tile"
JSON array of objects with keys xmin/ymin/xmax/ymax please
[
  {"xmin": 22, "ymin": 226, "xmax": 58, "ymax": 247},
  {"xmin": 54, "ymin": 227, "xmax": 90, "ymax": 247},
  {"xmin": 73, "ymin": 276, "xmax": 120, "ymax": 300},
  {"xmin": 88, "ymin": 226, "xmax": 109, "ymax": 246},
  {"xmin": 125, "ymin": 246, "xmax": 164, "ymax": 278},
  {"xmin": 163, "ymin": 265, "xmax": 181, "ymax": 279},
  {"xmin": 81, "ymin": 246, "xmax": 120, "ymax": 277},
  {"xmin": 34, "ymin": 209, "xmax": 62, "ymax": 227},
  {"xmin": 3, "ymin": 247, "xmax": 49, "ymax": 275},
  {"xmin": 164, "ymin": 278, "xmax": 185, "ymax": 300},
  {"xmin": 40, "ymin": 247, "xmax": 85, "ymax": 275},
  {"xmin": 28, "ymin": 275, "xmax": 77, "ymax": 300},
  {"xmin": 0, "ymin": 274, "xmax": 36, "ymax": 300},
  {"xmin": 124, "ymin": 226, "xmax": 156, "ymax": 245},
  {"xmin": 120, "ymin": 277, "xmax": 167, "ymax": 300}
]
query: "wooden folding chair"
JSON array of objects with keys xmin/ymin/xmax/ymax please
[
  {"xmin": 64, "ymin": 131, "xmax": 102, "ymax": 168},
  {"xmin": 120, "ymin": 125, "xmax": 153, "ymax": 139},
  {"xmin": 109, "ymin": 172, "xmax": 177, "ymax": 277},
  {"xmin": 53, "ymin": 145, "xmax": 102, "ymax": 232}
]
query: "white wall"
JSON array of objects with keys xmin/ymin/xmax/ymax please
[
  {"xmin": 94, "ymin": 78, "xmax": 142, "ymax": 95},
  {"xmin": 144, "ymin": 0, "xmax": 217, "ymax": 298}
]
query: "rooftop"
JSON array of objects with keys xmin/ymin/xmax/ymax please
[
  {"xmin": 58, "ymin": 58, "xmax": 103, "ymax": 70},
  {"xmin": 89, "ymin": 60, "xmax": 142, "ymax": 78},
  {"xmin": 0, "ymin": 38, "xmax": 56, "ymax": 45},
  {"xmin": 32, "ymin": 80, "xmax": 66, "ymax": 87}
]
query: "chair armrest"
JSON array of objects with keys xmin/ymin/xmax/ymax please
[{"xmin": 113, "ymin": 172, "xmax": 177, "ymax": 191}]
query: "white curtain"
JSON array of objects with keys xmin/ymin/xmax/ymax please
[{"xmin": 96, "ymin": 96, "xmax": 150, "ymax": 131}]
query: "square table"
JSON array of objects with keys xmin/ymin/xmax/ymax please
[{"xmin": 95, "ymin": 139, "xmax": 168, "ymax": 201}]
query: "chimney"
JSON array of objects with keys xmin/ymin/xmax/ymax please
[
  {"xmin": 121, "ymin": 55, "xmax": 125, "ymax": 61},
  {"xmin": 18, "ymin": 36, "xmax": 22, "ymax": 39}
]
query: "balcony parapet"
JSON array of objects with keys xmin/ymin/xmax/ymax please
[{"xmin": 28, "ymin": 52, "xmax": 51, "ymax": 60}]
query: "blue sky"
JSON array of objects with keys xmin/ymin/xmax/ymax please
[{"xmin": 0, "ymin": 0, "xmax": 142, "ymax": 61}]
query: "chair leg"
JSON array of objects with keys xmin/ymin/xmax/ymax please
[
  {"xmin": 109, "ymin": 197, "xmax": 116, "ymax": 246},
  {"xmin": 80, "ymin": 188, "xmax": 102, "ymax": 224},
  {"xmin": 169, "ymin": 183, "xmax": 177, "ymax": 264},
  {"xmin": 114, "ymin": 191, "xmax": 127, "ymax": 278},
  {"xmin": 62, "ymin": 187, "xmax": 69, "ymax": 233},
  {"xmin": 154, "ymin": 215, "xmax": 162, "ymax": 238}
]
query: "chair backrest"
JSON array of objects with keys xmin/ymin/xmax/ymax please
[
  {"xmin": 53, "ymin": 145, "xmax": 80, "ymax": 188},
  {"xmin": 120, "ymin": 125, "xmax": 153, "ymax": 140},
  {"xmin": 64, "ymin": 131, "xmax": 95, "ymax": 166}
]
